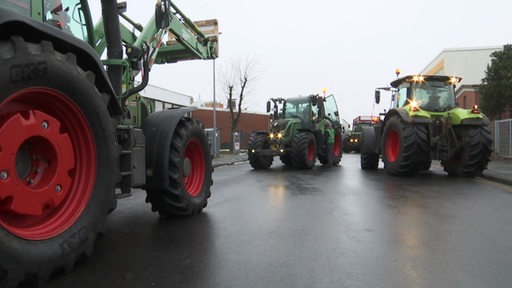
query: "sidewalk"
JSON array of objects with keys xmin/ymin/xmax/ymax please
[
  {"xmin": 211, "ymin": 152, "xmax": 512, "ymax": 186},
  {"xmin": 482, "ymin": 157, "xmax": 512, "ymax": 186},
  {"xmin": 212, "ymin": 152, "xmax": 248, "ymax": 168}
]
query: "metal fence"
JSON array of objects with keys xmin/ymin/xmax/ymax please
[{"xmin": 495, "ymin": 119, "xmax": 512, "ymax": 158}]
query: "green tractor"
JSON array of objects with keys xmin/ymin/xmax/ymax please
[
  {"xmin": 248, "ymin": 94, "xmax": 343, "ymax": 169},
  {"xmin": 0, "ymin": 0, "xmax": 217, "ymax": 286},
  {"xmin": 361, "ymin": 74, "xmax": 492, "ymax": 176},
  {"xmin": 343, "ymin": 116, "xmax": 381, "ymax": 153}
]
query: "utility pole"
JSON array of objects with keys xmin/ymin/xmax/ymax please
[{"xmin": 212, "ymin": 58, "xmax": 218, "ymax": 157}]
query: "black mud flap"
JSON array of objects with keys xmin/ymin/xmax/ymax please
[{"xmin": 142, "ymin": 108, "xmax": 195, "ymax": 189}]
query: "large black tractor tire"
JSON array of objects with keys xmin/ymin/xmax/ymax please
[
  {"xmin": 291, "ymin": 132, "xmax": 317, "ymax": 169},
  {"xmin": 0, "ymin": 37, "xmax": 117, "ymax": 287},
  {"xmin": 360, "ymin": 126, "xmax": 380, "ymax": 170},
  {"xmin": 333, "ymin": 130, "xmax": 343, "ymax": 165},
  {"xmin": 361, "ymin": 151, "xmax": 379, "ymax": 170},
  {"xmin": 415, "ymin": 125, "xmax": 432, "ymax": 171},
  {"xmin": 247, "ymin": 134, "xmax": 273, "ymax": 169},
  {"xmin": 279, "ymin": 151, "xmax": 293, "ymax": 167},
  {"xmin": 319, "ymin": 129, "xmax": 343, "ymax": 166},
  {"xmin": 441, "ymin": 124, "xmax": 493, "ymax": 177},
  {"xmin": 381, "ymin": 116, "xmax": 430, "ymax": 176},
  {"xmin": 145, "ymin": 118, "xmax": 213, "ymax": 216}
]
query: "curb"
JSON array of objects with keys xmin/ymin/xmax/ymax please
[{"xmin": 480, "ymin": 174, "xmax": 512, "ymax": 187}]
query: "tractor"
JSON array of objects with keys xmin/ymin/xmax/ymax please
[
  {"xmin": 343, "ymin": 116, "xmax": 380, "ymax": 153},
  {"xmin": 360, "ymin": 73, "xmax": 492, "ymax": 176},
  {"xmin": 247, "ymin": 93, "xmax": 343, "ymax": 169},
  {"xmin": 0, "ymin": 0, "xmax": 218, "ymax": 286}
]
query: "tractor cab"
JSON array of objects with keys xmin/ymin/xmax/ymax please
[
  {"xmin": 282, "ymin": 96, "xmax": 319, "ymax": 128},
  {"xmin": 390, "ymin": 75, "xmax": 461, "ymax": 112},
  {"xmin": 5, "ymin": 0, "xmax": 94, "ymax": 42}
]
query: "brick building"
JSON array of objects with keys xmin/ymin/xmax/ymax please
[
  {"xmin": 455, "ymin": 84, "xmax": 480, "ymax": 109},
  {"xmin": 191, "ymin": 108, "xmax": 270, "ymax": 150}
]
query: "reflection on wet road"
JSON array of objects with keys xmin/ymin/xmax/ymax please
[{"xmin": 46, "ymin": 154, "xmax": 512, "ymax": 288}]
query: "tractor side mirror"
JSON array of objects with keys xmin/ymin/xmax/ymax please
[
  {"xmin": 266, "ymin": 101, "xmax": 271, "ymax": 113},
  {"xmin": 374, "ymin": 90, "xmax": 381, "ymax": 104}
]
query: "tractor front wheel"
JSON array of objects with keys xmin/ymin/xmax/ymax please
[
  {"xmin": 145, "ymin": 118, "xmax": 213, "ymax": 216},
  {"xmin": 291, "ymin": 132, "xmax": 316, "ymax": 169},
  {"xmin": 279, "ymin": 151, "xmax": 293, "ymax": 167},
  {"xmin": 248, "ymin": 134, "xmax": 273, "ymax": 169}
]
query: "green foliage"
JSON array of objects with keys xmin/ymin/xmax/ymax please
[{"xmin": 480, "ymin": 44, "xmax": 512, "ymax": 119}]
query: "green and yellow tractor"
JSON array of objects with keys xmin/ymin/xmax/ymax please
[
  {"xmin": 248, "ymin": 94, "xmax": 343, "ymax": 169},
  {"xmin": 361, "ymin": 74, "xmax": 492, "ymax": 176}
]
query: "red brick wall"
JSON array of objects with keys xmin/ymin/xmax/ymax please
[
  {"xmin": 191, "ymin": 109, "xmax": 270, "ymax": 149},
  {"xmin": 456, "ymin": 90, "xmax": 480, "ymax": 109}
]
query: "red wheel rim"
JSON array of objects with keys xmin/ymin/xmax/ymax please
[
  {"xmin": 183, "ymin": 139, "xmax": 205, "ymax": 197},
  {"xmin": 385, "ymin": 129, "xmax": 399, "ymax": 162},
  {"xmin": 0, "ymin": 88, "xmax": 96, "ymax": 240},
  {"xmin": 334, "ymin": 134, "xmax": 342, "ymax": 156},
  {"xmin": 307, "ymin": 139, "xmax": 315, "ymax": 161}
]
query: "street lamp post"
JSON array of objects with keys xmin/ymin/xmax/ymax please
[{"xmin": 212, "ymin": 58, "xmax": 217, "ymax": 158}]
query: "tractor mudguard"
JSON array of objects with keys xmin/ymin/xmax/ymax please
[
  {"xmin": 0, "ymin": 8, "xmax": 122, "ymax": 116},
  {"xmin": 142, "ymin": 108, "xmax": 196, "ymax": 189},
  {"xmin": 449, "ymin": 108, "xmax": 484, "ymax": 125},
  {"xmin": 361, "ymin": 126, "xmax": 381, "ymax": 154}
]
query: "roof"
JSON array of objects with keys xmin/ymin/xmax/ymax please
[{"xmin": 390, "ymin": 75, "xmax": 462, "ymax": 88}]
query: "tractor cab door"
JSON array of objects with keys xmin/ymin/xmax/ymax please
[{"xmin": 324, "ymin": 94, "xmax": 341, "ymax": 129}]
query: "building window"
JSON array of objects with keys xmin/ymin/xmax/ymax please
[{"xmin": 463, "ymin": 95, "xmax": 467, "ymax": 109}]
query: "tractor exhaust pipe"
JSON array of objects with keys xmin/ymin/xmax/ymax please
[{"xmin": 101, "ymin": 0, "xmax": 123, "ymax": 97}]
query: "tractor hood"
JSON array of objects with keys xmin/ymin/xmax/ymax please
[{"xmin": 271, "ymin": 119, "xmax": 290, "ymax": 132}]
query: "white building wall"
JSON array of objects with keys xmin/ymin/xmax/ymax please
[
  {"xmin": 139, "ymin": 84, "xmax": 193, "ymax": 111},
  {"xmin": 420, "ymin": 46, "xmax": 502, "ymax": 86}
]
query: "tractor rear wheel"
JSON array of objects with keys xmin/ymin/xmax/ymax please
[
  {"xmin": 361, "ymin": 151, "xmax": 379, "ymax": 170},
  {"xmin": 0, "ymin": 37, "xmax": 116, "ymax": 287},
  {"xmin": 291, "ymin": 132, "xmax": 316, "ymax": 169},
  {"xmin": 333, "ymin": 129, "xmax": 343, "ymax": 165},
  {"xmin": 248, "ymin": 134, "xmax": 273, "ymax": 169},
  {"xmin": 319, "ymin": 129, "xmax": 342, "ymax": 166},
  {"xmin": 441, "ymin": 124, "xmax": 492, "ymax": 177},
  {"xmin": 382, "ymin": 116, "xmax": 429, "ymax": 176},
  {"xmin": 146, "ymin": 118, "xmax": 213, "ymax": 216}
]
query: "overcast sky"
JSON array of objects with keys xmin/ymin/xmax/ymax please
[{"xmin": 91, "ymin": 0, "xmax": 512, "ymax": 123}]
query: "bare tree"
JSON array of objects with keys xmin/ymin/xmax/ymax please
[{"xmin": 220, "ymin": 56, "xmax": 258, "ymax": 152}]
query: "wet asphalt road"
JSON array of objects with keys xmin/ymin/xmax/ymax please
[{"xmin": 45, "ymin": 154, "xmax": 512, "ymax": 288}]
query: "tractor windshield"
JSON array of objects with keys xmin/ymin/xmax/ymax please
[
  {"xmin": 283, "ymin": 97, "xmax": 317, "ymax": 126},
  {"xmin": 411, "ymin": 81, "xmax": 456, "ymax": 112}
]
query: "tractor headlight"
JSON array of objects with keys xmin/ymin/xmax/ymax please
[
  {"xmin": 409, "ymin": 100, "xmax": 420, "ymax": 112},
  {"xmin": 270, "ymin": 132, "xmax": 283, "ymax": 140}
]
